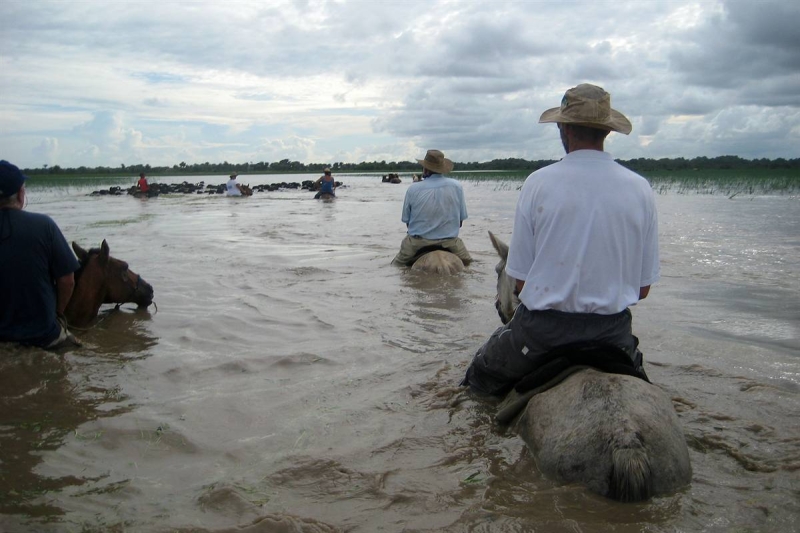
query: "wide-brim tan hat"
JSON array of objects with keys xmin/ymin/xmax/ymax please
[
  {"xmin": 417, "ymin": 149, "xmax": 454, "ymax": 174},
  {"xmin": 539, "ymin": 83, "xmax": 632, "ymax": 135}
]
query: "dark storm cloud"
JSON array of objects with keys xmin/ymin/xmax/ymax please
[
  {"xmin": 738, "ymin": 76, "xmax": 800, "ymax": 107},
  {"xmin": 669, "ymin": 1, "xmax": 800, "ymax": 105}
]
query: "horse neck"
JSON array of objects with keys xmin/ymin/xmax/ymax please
[{"xmin": 64, "ymin": 263, "xmax": 108, "ymax": 327}]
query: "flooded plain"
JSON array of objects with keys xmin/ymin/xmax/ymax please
[{"xmin": 1, "ymin": 173, "xmax": 798, "ymax": 532}]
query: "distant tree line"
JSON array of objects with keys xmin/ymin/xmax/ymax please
[
  {"xmin": 21, "ymin": 155, "xmax": 800, "ymax": 177},
  {"xmin": 621, "ymin": 155, "xmax": 800, "ymax": 172}
]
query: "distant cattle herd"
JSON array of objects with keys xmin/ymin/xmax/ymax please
[
  {"xmin": 89, "ymin": 180, "xmax": 341, "ymax": 197},
  {"xmin": 88, "ymin": 173, "xmax": 419, "ymax": 197}
]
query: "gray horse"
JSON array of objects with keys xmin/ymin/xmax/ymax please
[
  {"xmin": 411, "ymin": 250, "xmax": 465, "ymax": 275},
  {"xmin": 487, "ymin": 231, "xmax": 692, "ymax": 501}
]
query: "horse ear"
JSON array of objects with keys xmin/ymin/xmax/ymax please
[
  {"xmin": 72, "ymin": 242, "xmax": 88, "ymax": 261},
  {"xmin": 488, "ymin": 231, "xmax": 509, "ymax": 261},
  {"xmin": 98, "ymin": 239, "xmax": 111, "ymax": 266}
]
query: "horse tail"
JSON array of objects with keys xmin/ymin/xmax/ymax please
[{"xmin": 608, "ymin": 432, "xmax": 653, "ymax": 502}]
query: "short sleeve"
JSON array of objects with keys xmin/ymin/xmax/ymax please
[{"xmin": 48, "ymin": 218, "xmax": 80, "ymax": 279}]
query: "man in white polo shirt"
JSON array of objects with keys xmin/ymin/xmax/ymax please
[{"xmin": 463, "ymin": 84, "xmax": 659, "ymax": 396}]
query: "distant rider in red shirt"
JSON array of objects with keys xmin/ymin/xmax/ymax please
[{"xmin": 137, "ymin": 173, "xmax": 149, "ymax": 193}]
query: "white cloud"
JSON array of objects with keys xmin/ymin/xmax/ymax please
[
  {"xmin": 32, "ymin": 138, "xmax": 60, "ymax": 166},
  {"xmin": 1, "ymin": 0, "xmax": 798, "ymax": 169},
  {"xmin": 257, "ymin": 135, "xmax": 317, "ymax": 163}
]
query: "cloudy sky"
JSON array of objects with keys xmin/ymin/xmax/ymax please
[{"xmin": 2, "ymin": 0, "xmax": 799, "ymax": 169}]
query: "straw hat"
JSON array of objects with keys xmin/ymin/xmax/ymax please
[
  {"xmin": 417, "ymin": 149, "xmax": 454, "ymax": 174},
  {"xmin": 539, "ymin": 84, "xmax": 632, "ymax": 134}
]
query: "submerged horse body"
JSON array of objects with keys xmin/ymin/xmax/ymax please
[
  {"xmin": 65, "ymin": 240, "xmax": 154, "ymax": 328},
  {"xmin": 485, "ymin": 231, "xmax": 691, "ymax": 501},
  {"xmin": 410, "ymin": 249, "xmax": 465, "ymax": 275}
]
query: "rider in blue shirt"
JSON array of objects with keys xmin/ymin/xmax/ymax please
[
  {"xmin": 315, "ymin": 168, "xmax": 336, "ymax": 198},
  {"xmin": 392, "ymin": 150, "xmax": 472, "ymax": 266}
]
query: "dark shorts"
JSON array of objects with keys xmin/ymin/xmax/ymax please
[{"xmin": 462, "ymin": 305, "xmax": 638, "ymax": 396}]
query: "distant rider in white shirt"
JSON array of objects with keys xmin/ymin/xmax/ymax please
[{"xmin": 226, "ymin": 174, "xmax": 243, "ymax": 196}]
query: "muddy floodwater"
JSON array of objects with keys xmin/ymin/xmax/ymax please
[{"xmin": 1, "ymin": 174, "xmax": 798, "ymax": 532}]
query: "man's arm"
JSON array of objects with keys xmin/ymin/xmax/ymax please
[
  {"xmin": 55, "ymin": 273, "xmax": 75, "ymax": 316},
  {"xmin": 639, "ymin": 285, "xmax": 650, "ymax": 300},
  {"xmin": 515, "ymin": 278, "xmax": 525, "ymax": 296}
]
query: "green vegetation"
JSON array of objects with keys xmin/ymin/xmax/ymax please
[
  {"xmin": 643, "ymin": 168, "xmax": 800, "ymax": 195},
  {"xmin": 19, "ymin": 156, "xmax": 800, "ymax": 194},
  {"xmin": 24, "ymin": 175, "xmax": 133, "ymax": 187},
  {"xmin": 22, "ymin": 155, "xmax": 800, "ymax": 178},
  {"xmin": 453, "ymin": 166, "xmax": 800, "ymax": 195},
  {"xmin": 456, "ymin": 171, "xmax": 530, "ymax": 181}
]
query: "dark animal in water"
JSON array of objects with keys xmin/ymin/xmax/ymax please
[
  {"xmin": 89, "ymin": 181, "xmax": 310, "ymax": 196},
  {"xmin": 382, "ymin": 173, "xmax": 402, "ymax": 184}
]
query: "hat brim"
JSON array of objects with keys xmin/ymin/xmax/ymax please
[
  {"xmin": 417, "ymin": 158, "xmax": 454, "ymax": 174},
  {"xmin": 539, "ymin": 107, "xmax": 632, "ymax": 135}
]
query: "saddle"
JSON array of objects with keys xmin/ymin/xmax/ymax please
[
  {"xmin": 409, "ymin": 244, "xmax": 448, "ymax": 265},
  {"xmin": 515, "ymin": 341, "xmax": 649, "ymax": 394},
  {"xmin": 495, "ymin": 342, "xmax": 650, "ymax": 424}
]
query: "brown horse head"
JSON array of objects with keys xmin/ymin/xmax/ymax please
[{"xmin": 65, "ymin": 240, "xmax": 154, "ymax": 327}]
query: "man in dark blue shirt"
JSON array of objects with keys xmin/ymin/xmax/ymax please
[{"xmin": 0, "ymin": 160, "xmax": 80, "ymax": 348}]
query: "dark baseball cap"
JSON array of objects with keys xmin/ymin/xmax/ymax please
[{"xmin": 0, "ymin": 160, "xmax": 29, "ymax": 198}]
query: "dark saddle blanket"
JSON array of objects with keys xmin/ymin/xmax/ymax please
[
  {"xmin": 495, "ymin": 342, "xmax": 650, "ymax": 424},
  {"xmin": 514, "ymin": 342, "xmax": 649, "ymax": 395}
]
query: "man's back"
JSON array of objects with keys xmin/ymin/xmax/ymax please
[
  {"xmin": 402, "ymin": 176, "xmax": 467, "ymax": 240},
  {"xmin": 226, "ymin": 179, "xmax": 242, "ymax": 196},
  {"xmin": 0, "ymin": 210, "xmax": 78, "ymax": 345},
  {"xmin": 320, "ymin": 175, "xmax": 335, "ymax": 194},
  {"xmin": 506, "ymin": 150, "xmax": 659, "ymax": 315}
]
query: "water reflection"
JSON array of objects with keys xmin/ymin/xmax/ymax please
[
  {"xmin": 401, "ymin": 269, "xmax": 467, "ymax": 317},
  {"xmin": 77, "ymin": 307, "xmax": 158, "ymax": 357},
  {"xmin": 0, "ymin": 346, "xmax": 134, "ymax": 517},
  {"xmin": 390, "ymin": 269, "xmax": 476, "ymax": 355}
]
